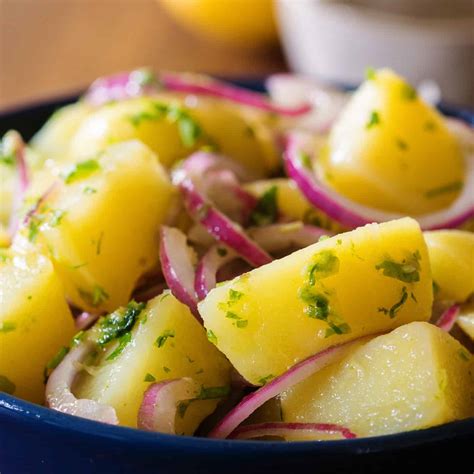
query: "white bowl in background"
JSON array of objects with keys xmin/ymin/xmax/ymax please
[{"xmin": 276, "ymin": 0, "xmax": 474, "ymax": 106}]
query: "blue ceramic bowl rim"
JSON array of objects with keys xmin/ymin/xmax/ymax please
[
  {"xmin": 0, "ymin": 80, "xmax": 473, "ymax": 455},
  {"xmin": 1, "ymin": 393, "xmax": 473, "ymax": 454}
]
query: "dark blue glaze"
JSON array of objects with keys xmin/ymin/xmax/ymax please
[{"xmin": 0, "ymin": 80, "xmax": 472, "ymax": 474}]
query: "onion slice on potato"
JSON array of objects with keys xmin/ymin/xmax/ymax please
[{"xmin": 436, "ymin": 304, "xmax": 460, "ymax": 332}]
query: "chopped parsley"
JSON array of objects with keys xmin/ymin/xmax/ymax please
[
  {"xmin": 105, "ymin": 331, "xmax": 132, "ymax": 361},
  {"xmin": 424, "ymin": 181, "xmax": 463, "ymax": 199},
  {"xmin": 249, "ymin": 185, "xmax": 278, "ymax": 226},
  {"xmin": 195, "ymin": 385, "xmax": 230, "ymax": 400},
  {"xmin": 0, "ymin": 153, "xmax": 14, "ymax": 166},
  {"xmin": 62, "ymin": 159, "xmax": 100, "ymax": 184},
  {"xmin": 94, "ymin": 300, "xmax": 145, "ymax": 346},
  {"xmin": 458, "ymin": 348, "xmax": 470, "ymax": 362},
  {"xmin": 298, "ymin": 151, "xmax": 312, "ymax": 169},
  {"xmin": 163, "ymin": 366, "xmax": 171, "ymax": 373},
  {"xmin": 155, "ymin": 329, "xmax": 175, "ymax": 348},
  {"xmin": 229, "ymin": 289, "xmax": 244, "ymax": 303},
  {"xmin": 244, "ymin": 124, "xmax": 256, "ymax": 138},
  {"xmin": 432, "ymin": 280, "xmax": 440, "ymax": 295},
  {"xmin": 49, "ymin": 209, "xmax": 66, "ymax": 227},
  {"xmin": 217, "ymin": 247, "xmax": 228, "ymax": 257},
  {"xmin": 300, "ymin": 288, "xmax": 330, "ymax": 320},
  {"xmin": 366, "ymin": 110, "xmax": 381, "ymax": 129},
  {"xmin": 0, "ymin": 321, "xmax": 16, "ymax": 333},
  {"xmin": 0, "ymin": 375, "xmax": 16, "ymax": 395},
  {"xmin": 424, "ymin": 120, "xmax": 437, "ymax": 132},
  {"xmin": 376, "ymin": 251, "xmax": 421, "ymax": 283},
  {"xmin": 177, "ymin": 401, "xmax": 189, "ymax": 418},
  {"xmin": 365, "ymin": 67, "xmax": 376, "ymax": 81},
  {"xmin": 95, "ymin": 232, "xmax": 104, "ymax": 255},
  {"xmin": 307, "ymin": 250, "xmax": 340, "ymax": 285},
  {"xmin": 72, "ymin": 331, "xmax": 85, "ymax": 346},
  {"xmin": 83, "ymin": 186, "xmax": 97, "ymax": 195},
  {"xmin": 258, "ymin": 374, "xmax": 275, "ymax": 385},
  {"xmin": 206, "ymin": 329, "xmax": 218, "ymax": 345},
  {"xmin": 27, "ymin": 216, "xmax": 42, "ymax": 242},
  {"xmin": 43, "ymin": 346, "xmax": 70, "ymax": 382},
  {"xmin": 79, "ymin": 285, "xmax": 109, "ymax": 307},
  {"xmin": 144, "ymin": 373, "xmax": 156, "ymax": 382},
  {"xmin": 396, "ymin": 138, "xmax": 409, "ymax": 151},
  {"xmin": 378, "ymin": 286, "xmax": 408, "ymax": 319},
  {"xmin": 400, "ymin": 83, "xmax": 417, "ymax": 101}
]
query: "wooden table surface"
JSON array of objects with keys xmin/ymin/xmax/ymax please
[{"xmin": 0, "ymin": 0, "xmax": 286, "ymax": 111}]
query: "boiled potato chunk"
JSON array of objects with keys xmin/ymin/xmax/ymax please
[
  {"xmin": 321, "ymin": 69, "xmax": 464, "ymax": 215},
  {"xmin": 74, "ymin": 292, "xmax": 231, "ymax": 434},
  {"xmin": 424, "ymin": 230, "xmax": 474, "ymax": 302},
  {"xmin": 0, "ymin": 249, "xmax": 75, "ymax": 403},
  {"xmin": 199, "ymin": 217, "xmax": 432, "ymax": 385},
  {"xmin": 68, "ymin": 96, "xmax": 277, "ymax": 176},
  {"xmin": 244, "ymin": 178, "xmax": 343, "ymax": 232},
  {"xmin": 30, "ymin": 102, "xmax": 93, "ymax": 162},
  {"xmin": 280, "ymin": 322, "xmax": 474, "ymax": 438},
  {"xmin": 14, "ymin": 140, "xmax": 175, "ymax": 313}
]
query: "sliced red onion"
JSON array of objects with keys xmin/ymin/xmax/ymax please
[
  {"xmin": 46, "ymin": 342, "xmax": 118, "ymax": 424},
  {"xmin": 161, "ymin": 72, "xmax": 312, "ymax": 117},
  {"xmin": 75, "ymin": 311, "xmax": 100, "ymax": 331},
  {"xmin": 284, "ymin": 131, "xmax": 474, "ymax": 230},
  {"xmin": 436, "ymin": 304, "xmax": 460, "ymax": 332},
  {"xmin": 265, "ymin": 74, "xmax": 348, "ymax": 133},
  {"xmin": 160, "ymin": 226, "xmax": 200, "ymax": 318},
  {"xmin": 3, "ymin": 131, "xmax": 30, "ymax": 236},
  {"xmin": 208, "ymin": 338, "xmax": 362, "ymax": 439},
  {"xmin": 178, "ymin": 178, "xmax": 272, "ymax": 267},
  {"xmin": 84, "ymin": 68, "xmax": 160, "ymax": 106},
  {"xmin": 229, "ymin": 422, "xmax": 356, "ymax": 440},
  {"xmin": 249, "ymin": 222, "xmax": 330, "ymax": 253},
  {"xmin": 137, "ymin": 378, "xmax": 200, "ymax": 434},
  {"xmin": 195, "ymin": 245, "xmax": 238, "ymax": 300}
]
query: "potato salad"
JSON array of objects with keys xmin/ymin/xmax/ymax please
[{"xmin": 0, "ymin": 68, "xmax": 473, "ymax": 441}]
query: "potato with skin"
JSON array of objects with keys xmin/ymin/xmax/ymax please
[
  {"xmin": 424, "ymin": 230, "xmax": 474, "ymax": 302},
  {"xmin": 320, "ymin": 69, "xmax": 464, "ymax": 215},
  {"xmin": 0, "ymin": 249, "xmax": 75, "ymax": 403},
  {"xmin": 13, "ymin": 140, "xmax": 176, "ymax": 313},
  {"xmin": 199, "ymin": 217, "xmax": 433, "ymax": 385},
  {"xmin": 74, "ymin": 292, "xmax": 231, "ymax": 434},
  {"xmin": 280, "ymin": 322, "xmax": 474, "ymax": 438}
]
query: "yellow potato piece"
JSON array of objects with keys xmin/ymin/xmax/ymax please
[
  {"xmin": 30, "ymin": 102, "xmax": 93, "ymax": 163},
  {"xmin": 244, "ymin": 178, "xmax": 343, "ymax": 232},
  {"xmin": 74, "ymin": 292, "xmax": 231, "ymax": 434},
  {"xmin": 199, "ymin": 217, "xmax": 433, "ymax": 385},
  {"xmin": 13, "ymin": 140, "xmax": 176, "ymax": 313},
  {"xmin": 0, "ymin": 249, "xmax": 75, "ymax": 403},
  {"xmin": 280, "ymin": 322, "xmax": 474, "ymax": 438},
  {"xmin": 424, "ymin": 230, "xmax": 474, "ymax": 302},
  {"xmin": 321, "ymin": 69, "xmax": 464, "ymax": 215},
  {"xmin": 68, "ymin": 96, "xmax": 277, "ymax": 176}
]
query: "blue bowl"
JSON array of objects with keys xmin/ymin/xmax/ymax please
[{"xmin": 1, "ymin": 82, "xmax": 472, "ymax": 474}]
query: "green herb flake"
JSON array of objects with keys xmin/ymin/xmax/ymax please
[
  {"xmin": 45, "ymin": 346, "xmax": 70, "ymax": 372},
  {"xmin": 95, "ymin": 232, "xmax": 104, "ymax": 255},
  {"xmin": 258, "ymin": 374, "xmax": 275, "ymax": 385},
  {"xmin": 366, "ymin": 110, "xmax": 381, "ymax": 129},
  {"xmin": 206, "ymin": 329, "xmax": 218, "ymax": 345},
  {"xmin": 196, "ymin": 385, "xmax": 230, "ymax": 400},
  {"xmin": 0, "ymin": 375, "xmax": 16, "ymax": 395},
  {"xmin": 91, "ymin": 285, "xmax": 109, "ymax": 306},
  {"xmin": 229, "ymin": 289, "xmax": 244, "ymax": 303},
  {"xmin": 155, "ymin": 329, "xmax": 175, "ymax": 348},
  {"xmin": 235, "ymin": 319, "xmax": 248, "ymax": 328},
  {"xmin": 249, "ymin": 185, "xmax": 278, "ymax": 226},
  {"xmin": 378, "ymin": 286, "xmax": 408, "ymax": 319},
  {"xmin": 424, "ymin": 120, "xmax": 437, "ymax": 132},
  {"xmin": 177, "ymin": 114, "xmax": 202, "ymax": 147},
  {"xmin": 424, "ymin": 181, "xmax": 463, "ymax": 199},
  {"xmin": 0, "ymin": 321, "xmax": 16, "ymax": 333},
  {"xmin": 49, "ymin": 209, "xmax": 66, "ymax": 227},
  {"xmin": 177, "ymin": 401, "xmax": 189, "ymax": 418},
  {"xmin": 195, "ymin": 368, "xmax": 204, "ymax": 375},
  {"xmin": 95, "ymin": 300, "xmax": 145, "ymax": 346},
  {"xmin": 27, "ymin": 217, "xmax": 41, "ymax": 242},
  {"xmin": 401, "ymin": 83, "xmax": 417, "ymax": 101},
  {"xmin": 217, "ymin": 247, "xmax": 228, "ymax": 257},
  {"xmin": 83, "ymin": 186, "xmax": 97, "ymax": 195},
  {"xmin": 163, "ymin": 366, "xmax": 171, "ymax": 373},
  {"xmin": 0, "ymin": 153, "xmax": 14, "ymax": 166},
  {"xmin": 458, "ymin": 348, "xmax": 470, "ymax": 362},
  {"xmin": 300, "ymin": 289, "xmax": 330, "ymax": 320},
  {"xmin": 365, "ymin": 67, "xmax": 376, "ymax": 81},
  {"xmin": 72, "ymin": 331, "xmax": 85, "ymax": 346},
  {"xmin": 105, "ymin": 331, "xmax": 132, "ymax": 361},
  {"xmin": 396, "ymin": 138, "xmax": 409, "ymax": 151},
  {"xmin": 307, "ymin": 250, "xmax": 340, "ymax": 285},
  {"xmin": 144, "ymin": 373, "xmax": 156, "ymax": 382},
  {"xmin": 62, "ymin": 159, "xmax": 100, "ymax": 184},
  {"xmin": 375, "ymin": 252, "xmax": 421, "ymax": 283},
  {"xmin": 324, "ymin": 322, "xmax": 351, "ymax": 338},
  {"xmin": 298, "ymin": 151, "xmax": 312, "ymax": 169},
  {"xmin": 244, "ymin": 124, "xmax": 256, "ymax": 138},
  {"xmin": 432, "ymin": 280, "xmax": 440, "ymax": 295}
]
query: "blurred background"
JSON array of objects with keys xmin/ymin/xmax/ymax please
[{"xmin": 0, "ymin": 0, "xmax": 473, "ymax": 110}]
